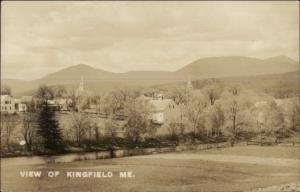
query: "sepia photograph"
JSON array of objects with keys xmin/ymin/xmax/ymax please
[{"xmin": 0, "ymin": 1, "xmax": 299, "ymax": 192}]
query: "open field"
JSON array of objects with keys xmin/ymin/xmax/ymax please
[
  {"xmin": 190, "ymin": 145, "xmax": 300, "ymax": 159},
  {"xmin": 1, "ymin": 146, "xmax": 300, "ymax": 192}
]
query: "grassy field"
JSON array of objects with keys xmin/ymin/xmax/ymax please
[
  {"xmin": 1, "ymin": 146, "xmax": 299, "ymax": 192},
  {"xmin": 191, "ymin": 145, "xmax": 300, "ymax": 159}
]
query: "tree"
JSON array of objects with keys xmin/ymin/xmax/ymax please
[
  {"xmin": 70, "ymin": 112, "xmax": 91, "ymax": 146},
  {"xmin": 203, "ymin": 79, "xmax": 223, "ymax": 105},
  {"xmin": 123, "ymin": 99, "xmax": 152, "ymax": 145},
  {"xmin": 185, "ymin": 95, "xmax": 208, "ymax": 137},
  {"xmin": 67, "ymin": 87, "xmax": 78, "ymax": 111},
  {"xmin": 37, "ymin": 104, "xmax": 64, "ymax": 152},
  {"xmin": 289, "ymin": 98, "xmax": 300, "ymax": 131},
  {"xmin": 23, "ymin": 98, "xmax": 38, "ymax": 112},
  {"xmin": 224, "ymin": 98, "xmax": 240, "ymax": 146},
  {"xmin": 53, "ymin": 85, "xmax": 67, "ymax": 98},
  {"xmin": 35, "ymin": 85, "xmax": 55, "ymax": 108},
  {"xmin": 228, "ymin": 84, "xmax": 241, "ymax": 96},
  {"xmin": 22, "ymin": 112, "xmax": 38, "ymax": 151},
  {"xmin": 1, "ymin": 114, "xmax": 18, "ymax": 151},
  {"xmin": 104, "ymin": 117, "xmax": 118, "ymax": 142},
  {"xmin": 167, "ymin": 87, "xmax": 190, "ymax": 105},
  {"xmin": 209, "ymin": 104, "xmax": 225, "ymax": 137},
  {"xmin": 167, "ymin": 122, "xmax": 179, "ymax": 138},
  {"xmin": 91, "ymin": 95, "xmax": 103, "ymax": 113},
  {"xmin": 263, "ymin": 101, "xmax": 285, "ymax": 136},
  {"xmin": 1, "ymin": 85, "xmax": 11, "ymax": 95}
]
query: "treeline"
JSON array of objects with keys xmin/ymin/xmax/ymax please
[
  {"xmin": 1, "ymin": 80, "xmax": 300, "ymax": 156},
  {"xmin": 165, "ymin": 79, "xmax": 300, "ymax": 144}
]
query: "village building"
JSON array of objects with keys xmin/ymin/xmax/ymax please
[
  {"xmin": 14, "ymin": 99, "xmax": 27, "ymax": 112},
  {"xmin": 1, "ymin": 95, "xmax": 28, "ymax": 114},
  {"xmin": 45, "ymin": 98, "xmax": 72, "ymax": 111},
  {"xmin": 137, "ymin": 93, "xmax": 180, "ymax": 125},
  {"xmin": 1, "ymin": 95, "xmax": 16, "ymax": 114}
]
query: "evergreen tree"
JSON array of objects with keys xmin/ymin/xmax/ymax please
[{"xmin": 37, "ymin": 104, "xmax": 64, "ymax": 153}]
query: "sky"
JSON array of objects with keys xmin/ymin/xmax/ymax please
[{"xmin": 1, "ymin": 1, "xmax": 299, "ymax": 80}]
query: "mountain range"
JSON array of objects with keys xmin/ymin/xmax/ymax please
[{"xmin": 1, "ymin": 55, "xmax": 299, "ymax": 96}]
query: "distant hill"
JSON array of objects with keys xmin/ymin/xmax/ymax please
[
  {"xmin": 1, "ymin": 55, "xmax": 298, "ymax": 96},
  {"xmin": 194, "ymin": 71, "xmax": 300, "ymax": 98},
  {"xmin": 177, "ymin": 56, "xmax": 298, "ymax": 78}
]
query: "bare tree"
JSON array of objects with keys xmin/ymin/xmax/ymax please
[
  {"xmin": 224, "ymin": 98, "xmax": 240, "ymax": 146},
  {"xmin": 123, "ymin": 99, "xmax": 152, "ymax": 145},
  {"xmin": 185, "ymin": 96, "xmax": 208, "ymax": 137},
  {"xmin": 67, "ymin": 87, "xmax": 78, "ymax": 111},
  {"xmin": 209, "ymin": 104, "xmax": 225, "ymax": 137},
  {"xmin": 1, "ymin": 114, "xmax": 18, "ymax": 151},
  {"xmin": 263, "ymin": 101, "xmax": 285, "ymax": 135},
  {"xmin": 228, "ymin": 84, "xmax": 241, "ymax": 96},
  {"xmin": 289, "ymin": 98, "xmax": 300, "ymax": 130},
  {"xmin": 22, "ymin": 112, "xmax": 38, "ymax": 151},
  {"xmin": 35, "ymin": 85, "xmax": 55, "ymax": 107},
  {"xmin": 1, "ymin": 85, "xmax": 11, "ymax": 95},
  {"xmin": 166, "ymin": 121, "xmax": 181, "ymax": 140},
  {"xmin": 167, "ymin": 87, "xmax": 190, "ymax": 105},
  {"xmin": 203, "ymin": 80, "xmax": 223, "ymax": 105},
  {"xmin": 53, "ymin": 85, "xmax": 67, "ymax": 98},
  {"xmin": 70, "ymin": 112, "xmax": 91, "ymax": 146},
  {"xmin": 104, "ymin": 117, "xmax": 118, "ymax": 140}
]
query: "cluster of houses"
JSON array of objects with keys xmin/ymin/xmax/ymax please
[
  {"xmin": 1, "ymin": 95, "xmax": 28, "ymax": 114},
  {"xmin": 0, "ymin": 94, "xmax": 72, "ymax": 114},
  {"xmin": 0, "ymin": 82, "xmax": 182, "ymax": 127},
  {"xmin": 1, "ymin": 78, "xmax": 295, "ymax": 131}
]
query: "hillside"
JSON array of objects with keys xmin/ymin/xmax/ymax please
[
  {"xmin": 1, "ymin": 55, "xmax": 299, "ymax": 96},
  {"xmin": 177, "ymin": 56, "xmax": 298, "ymax": 78},
  {"xmin": 34, "ymin": 64, "xmax": 117, "ymax": 85},
  {"xmin": 193, "ymin": 71, "xmax": 300, "ymax": 98}
]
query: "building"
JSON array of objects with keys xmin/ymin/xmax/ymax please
[
  {"xmin": 137, "ymin": 93, "xmax": 180, "ymax": 124},
  {"xmin": 45, "ymin": 98, "xmax": 72, "ymax": 111},
  {"xmin": 1, "ymin": 95, "xmax": 28, "ymax": 114},
  {"xmin": 14, "ymin": 99, "xmax": 27, "ymax": 112},
  {"xmin": 55, "ymin": 98, "xmax": 72, "ymax": 111},
  {"xmin": 1, "ymin": 95, "xmax": 16, "ymax": 114}
]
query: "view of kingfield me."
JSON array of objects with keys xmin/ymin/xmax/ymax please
[{"xmin": 1, "ymin": 1, "xmax": 299, "ymax": 192}]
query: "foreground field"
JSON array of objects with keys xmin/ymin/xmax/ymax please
[{"xmin": 1, "ymin": 146, "xmax": 299, "ymax": 192}]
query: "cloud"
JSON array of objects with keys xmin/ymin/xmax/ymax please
[{"xmin": 1, "ymin": 1, "xmax": 299, "ymax": 80}]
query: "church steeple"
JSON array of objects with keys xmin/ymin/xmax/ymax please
[
  {"xmin": 187, "ymin": 78, "xmax": 193, "ymax": 89},
  {"xmin": 79, "ymin": 76, "xmax": 84, "ymax": 92}
]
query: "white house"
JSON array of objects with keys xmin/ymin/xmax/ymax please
[
  {"xmin": 1, "ymin": 95, "xmax": 28, "ymax": 113},
  {"xmin": 137, "ymin": 94, "xmax": 180, "ymax": 124},
  {"xmin": 14, "ymin": 99, "xmax": 27, "ymax": 112},
  {"xmin": 1, "ymin": 95, "xmax": 16, "ymax": 114}
]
